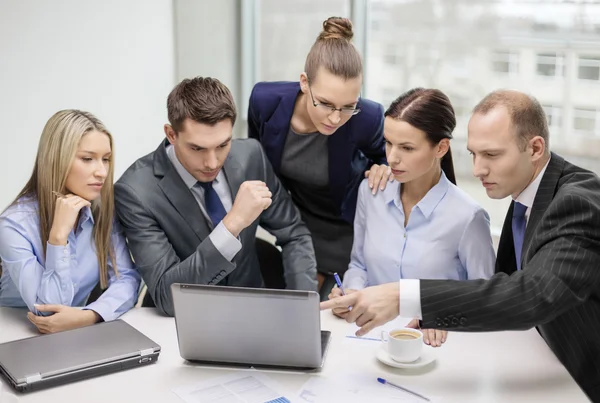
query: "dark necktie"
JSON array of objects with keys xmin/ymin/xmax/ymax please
[
  {"xmin": 198, "ymin": 181, "xmax": 227, "ymax": 228},
  {"xmin": 512, "ymin": 201, "xmax": 527, "ymax": 271}
]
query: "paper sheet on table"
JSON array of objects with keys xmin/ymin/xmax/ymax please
[
  {"xmin": 345, "ymin": 317, "xmax": 412, "ymax": 342},
  {"xmin": 172, "ymin": 371, "xmax": 296, "ymax": 403},
  {"xmin": 297, "ymin": 372, "xmax": 441, "ymax": 403}
]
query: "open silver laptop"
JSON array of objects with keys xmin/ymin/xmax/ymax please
[
  {"xmin": 0, "ymin": 319, "xmax": 160, "ymax": 392},
  {"xmin": 171, "ymin": 284, "xmax": 331, "ymax": 370}
]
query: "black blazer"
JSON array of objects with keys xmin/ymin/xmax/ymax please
[{"xmin": 420, "ymin": 153, "xmax": 600, "ymax": 401}]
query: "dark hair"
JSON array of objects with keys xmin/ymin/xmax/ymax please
[
  {"xmin": 473, "ymin": 90, "xmax": 549, "ymax": 152},
  {"xmin": 304, "ymin": 17, "xmax": 362, "ymax": 81},
  {"xmin": 385, "ymin": 88, "xmax": 457, "ymax": 185},
  {"xmin": 167, "ymin": 77, "xmax": 237, "ymax": 132}
]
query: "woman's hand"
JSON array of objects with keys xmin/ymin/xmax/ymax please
[
  {"xmin": 48, "ymin": 194, "xmax": 91, "ymax": 245},
  {"xmin": 406, "ymin": 318, "xmax": 448, "ymax": 347},
  {"xmin": 28, "ymin": 304, "xmax": 100, "ymax": 334},
  {"xmin": 364, "ymin": 164, "xmax": 392, "ymax": 195},
  {"xmin": 328, "ymin": 287, "xmax": 357, "ymax": 319}
]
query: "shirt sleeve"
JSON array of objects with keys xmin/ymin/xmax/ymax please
[
  {"xmin": 343, "ymin": 181, "xmax": 369, "ymax": 290},
  {"xmin": 85, "ymin": 219, "xmax": 141, "ymax": 321},
  {"xmin": 400, "ymin": 279, "xmax": 422, "ymax": 320},
  {"xmin": 208, "ymin": 221, "xmax": 242, "ymax": 262},
  {"xmin": 0, "ymin": 216, "xmax": 76, "ymax": 314},
  {"xmin": 458, "ymin": 208, "xmax": 496, "ymax": 280}
]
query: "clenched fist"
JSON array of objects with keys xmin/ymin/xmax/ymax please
[{"xmin": 222, "ymin": 181, "xmax": 272, "ymax": 237}]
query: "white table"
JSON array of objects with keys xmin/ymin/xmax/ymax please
[{"xmin": 0, "ymin": 307, "xmax": 589, "ymax": 402}]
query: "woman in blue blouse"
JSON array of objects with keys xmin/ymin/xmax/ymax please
[
  {"xmin": 330, "ymin": 88, "xmax": 495, "ymax": 346},
  {"xmin": 0, "ymin": 110, "xmax": 140, "ymax": 333},
  {"xmin": 248, "ymin": 17, "xmax": 391, "ymax": 298}
]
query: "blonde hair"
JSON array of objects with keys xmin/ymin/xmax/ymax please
[
  {"xmin": 12, "ymin": 110, "xmax": 117, "ymax": 288},
  {"xmin": 304, "ymin": 17, "xmax": 363, "ymax": 81}
]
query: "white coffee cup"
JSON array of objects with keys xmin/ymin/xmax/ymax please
[{"xmin": 381, "ymin": 327, "xmax": 423, "ymax": 363}]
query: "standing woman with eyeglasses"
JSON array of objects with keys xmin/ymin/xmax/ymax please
[{"xmin": 248, "ymin": 16, "xmax": 389, "ymax": 299}]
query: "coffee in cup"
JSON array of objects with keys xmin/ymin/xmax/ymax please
[
  {"xmin": 381, "ymin": 327, "xmax": 423, "ymax": 363},
  {"xmin": 390, "ymin": 330, "xmax": 420, "ymax": 340}
]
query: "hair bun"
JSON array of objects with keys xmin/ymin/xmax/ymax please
[{"xmin": 318, "ymin": 17, "xmax": 353, "ymax": 41}]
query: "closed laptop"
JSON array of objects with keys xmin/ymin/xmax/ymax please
[{"xmin": 0, "ymin": 319, "xmax": 160, "ymax": 392}]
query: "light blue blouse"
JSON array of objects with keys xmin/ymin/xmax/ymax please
[
  {"xmin": 343, "ymin": 173, "xmax": 495, "ymax": 290},
  {"xmin": 0, "ymin": 197, "xmax": 141, "ymax": 321}
]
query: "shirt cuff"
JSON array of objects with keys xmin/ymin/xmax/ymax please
[
  {"xmin": 209, "ymin": 221, "xmax": 242, "ymax": 262},
  {"xmin": 84, "ymin": 302, "xmax": 112, "ymax": 322},
  {"xmin": 45, "ymin": 242, "xmax": 72, "ymax": 274},
  {"xmin": 399, "ymin": 279, "xmax": 422, "ymax": 320}
]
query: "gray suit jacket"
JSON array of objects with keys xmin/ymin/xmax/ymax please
[
  {"xmin": 114, "ymin": 139, "xmax": 318, "ymax": 317},
  {"xmin": 419, "ymin": 153, "xmax": 600, "ymax": 401}
]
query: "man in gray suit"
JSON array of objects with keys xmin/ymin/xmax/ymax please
[
  {"xmin": 322, "ymin": 90, "xmax": 600, "ymax": 400},
  {"xmin": 115, "ymin": 77, "xmax": 317, "ymax": 317}
]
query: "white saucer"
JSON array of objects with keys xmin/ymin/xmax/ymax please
[{"xmin": 376, "ymin": 346, "xmax": 436, "ymax": 369}]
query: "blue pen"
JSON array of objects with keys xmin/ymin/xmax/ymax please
[
  {"xmin": 333, "ymin": 272, "xmax": 346, "ymax": 295},
  {"xmin": 377, "ymin": 378, "xmax": 430, "ymax": 401}
]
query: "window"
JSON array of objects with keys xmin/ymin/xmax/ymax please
[
  {"xmin": 537, "ymin": 53, "xmax": 565, "ymax": 77},
  {"xmin": 381, "ymin": 88, "xmax": 399, "ymax": 108},
  {"xmin": 578, "ymin": 56, "xmax": 600, "ymax": 81},
  {"xmin": 414, "ymin": 46, "xmax": 440, "ymax": 76},
  {"xmin": 258, "ymin": 0, "xmax": 350, "ymax": 81},
  {"xmin": 364, "ymin": 0, "xmax": 600, "ymax": 231},
  {"xmin": 447, "ymin": 55, "xmax": 472, "ymax": 79},
  {"xmin": 491, "ymin": 51, "xmax": 519, "ymax": 75},
  {"xmin": 248, "ymin": 0, "xmax": 600, "ymax": 232},
  {"xmin": 383, "ymin": 45, "xmax": 405, "ymax": 66},
  {"xmin": 573, "ymin": 108, "xmax": 598, "ymax": 136},
  {"xmin": 448, "ymin": 94, "xmax": 472, "ymax": 121},
  {"xmin": 542, "ymin": 105, "xmax": 562, "ymax": 131}
]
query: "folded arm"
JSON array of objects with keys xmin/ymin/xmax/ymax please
[{"xmin": 0, "ymin": 217, "xmax": 76, "ymax": 314}]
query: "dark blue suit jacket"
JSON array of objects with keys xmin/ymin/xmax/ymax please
[{"xmin": 247, "ymin": 81, "xmax": 386, "ymax": 223}]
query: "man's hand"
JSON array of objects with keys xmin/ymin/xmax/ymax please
[
  {"xmin": 222, "ymin": 181, "xmax": 272, "ymax": 237},
  {"xmin": 364, "ymin": 164, "xmax": 392, "ymax": 195},
  {"xmin": 406, "ymin": 319, "xmax": 448, "ymax": 347},
  {"xmin": 320, "ymin": 283, "xmax": 400, "ymax": 336},
  {"xmin": 327, "ymin": 287, "xmax": 357, "ymax": 319},
  {"xmin": 28, "ymin": 305, "xmax": 100, "ymax": 334}
]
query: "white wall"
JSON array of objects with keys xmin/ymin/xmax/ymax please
[{"xmin": 0, "ymin": 0, "xmax": 175, "ymax": 209}]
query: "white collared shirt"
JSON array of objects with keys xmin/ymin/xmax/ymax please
[
  {"xmin": 166, "ymin": 144, "xmax": 241, "ymax": 261},
  {"xmin": 514, "ymin": 159, "xmax": 550, "ymax": 224},
  {"xmin": 400, "ymin": 156, "xmax": 552, "ymax": 320}
]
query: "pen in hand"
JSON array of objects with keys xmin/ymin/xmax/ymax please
[
  {"xmin": 377, "ymin": 377, "xmax": 430, "ymax": 401},
  {"xmin": 333, "ymin": 272, "xmax": 346, "ymax": 295}
]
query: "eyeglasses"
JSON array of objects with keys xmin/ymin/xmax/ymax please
[{"xmin": 307, "ymin": 82, "xmax": 361, "ymax": 116}]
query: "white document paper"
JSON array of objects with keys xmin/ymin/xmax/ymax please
[
  {"xmin": 345, "ymin": 317, "xmax": 412, "ymax": 342},
  {"xmin": 297, "ymin": 372, "xmax": 440, "ymax": 403},
  {"xmin": 172, "ymin": 371, "xmax": 295, "ymax": 403}
]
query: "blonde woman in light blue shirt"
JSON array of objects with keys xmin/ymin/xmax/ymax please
[
  {"xmin": 329, "ymin": 88, "xmax": 495, "ymax": 346},
  {"xmin": 0, "ymin": 110, "xmax": 140, "ymax": 334}
]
